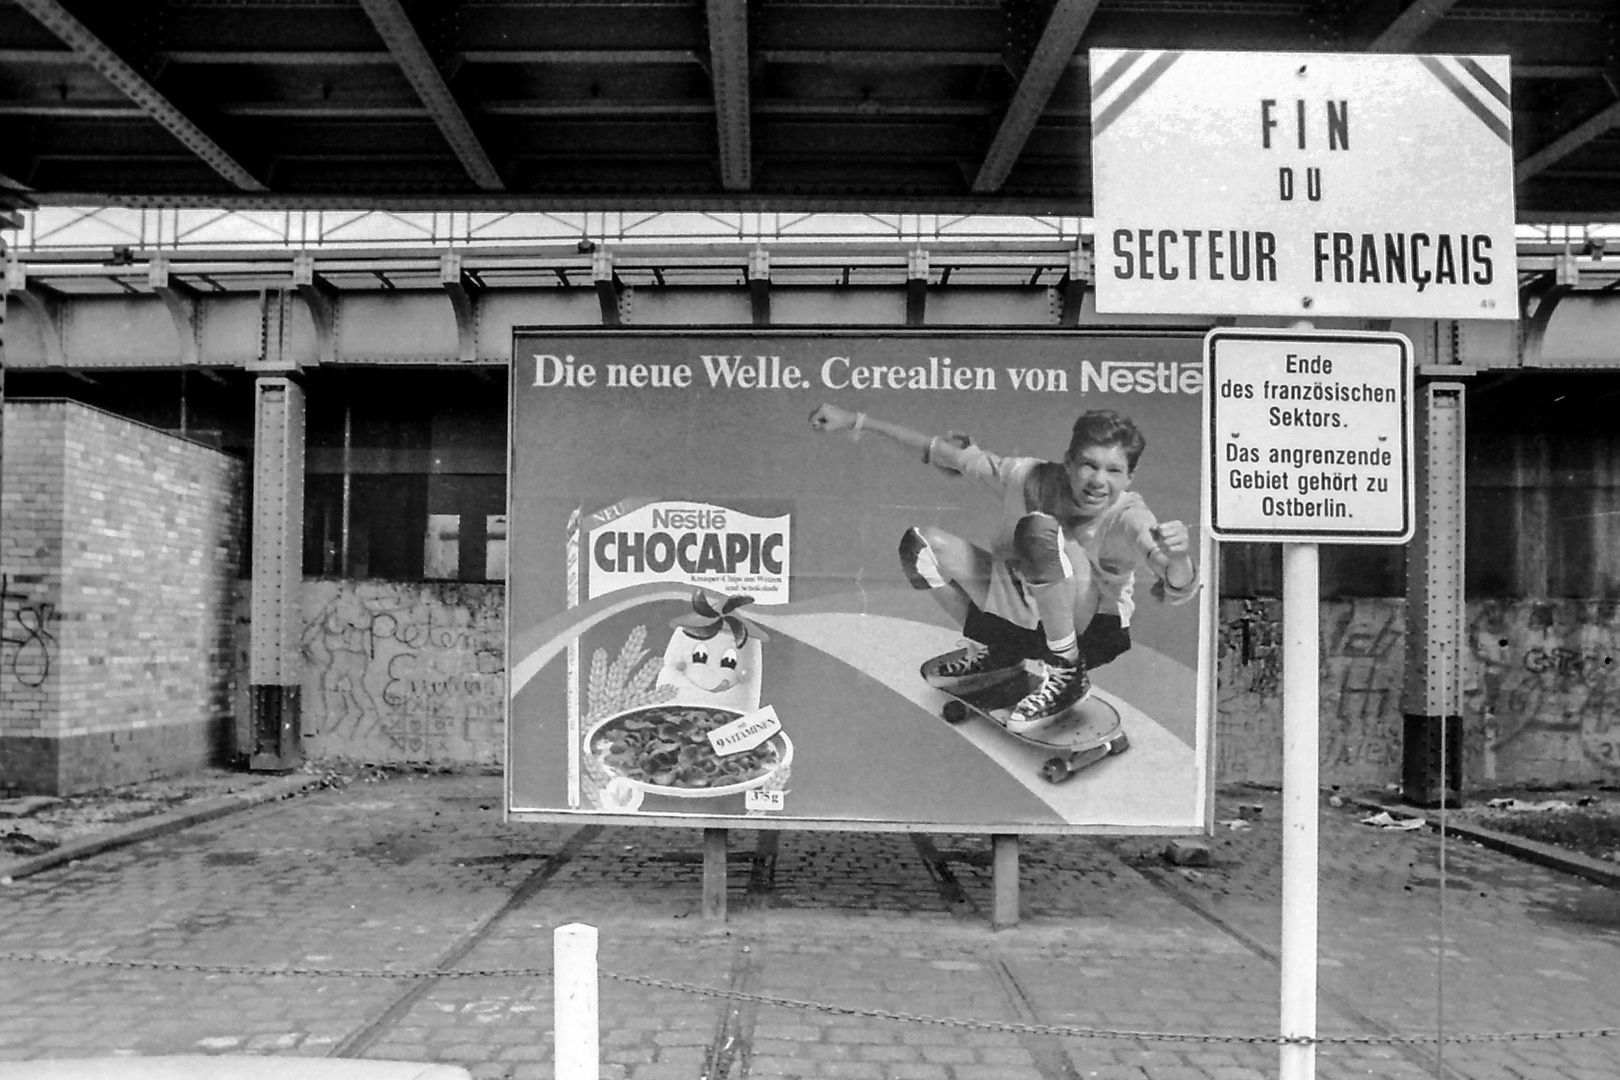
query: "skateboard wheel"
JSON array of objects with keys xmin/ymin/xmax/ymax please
[
  {"xmin": 1040, "ymin": 757, "xmax": 1071, "ymax": 784},
  {"xmin": 943, "ymin": 700, "xmax": 969, "ymax": 724},
  {"xmin": 1108, "ymin": 732, "xmax": 1131, "ymax": 755}
]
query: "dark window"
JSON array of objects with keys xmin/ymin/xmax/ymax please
[
  {"xmin": 424, "ymin": 474, "xmax": 507, "ymax": 582},
  {"xmin": 300, "ymin": 369, "xmax": 506, "ymax": 581},
  {"xmin": 1219, "ymin": 542, "xmax": 1403, "ymax": 599},
  {"xmin": 1467, "ymin": 372, "xmax": 1620, "ymax": 600}
]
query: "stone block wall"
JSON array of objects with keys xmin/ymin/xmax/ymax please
[
  {"xmin": 0, "ymin": 401, "xmax": 244, "ymax": 795},
  {"xmin": 300, "ymin": 579, "xmax": 504, "ymax": 764}
]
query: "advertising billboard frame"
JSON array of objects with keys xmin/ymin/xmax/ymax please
[{"xmin": 505, "ymin": 327, "xmax": 1218, "ymax": 837}]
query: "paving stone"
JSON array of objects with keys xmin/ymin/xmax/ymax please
[
  {"xmin": 871, "ymin": 1065, "xmax": 949, "ymax": 1080},
  {"xmin": 0, "ymin": 775, "xmax": 1615, "ymax": 1078}
]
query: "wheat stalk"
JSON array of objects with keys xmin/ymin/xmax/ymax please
[
  {"xmin": 585, "ymin": 624, "xmax": 677, "ymax": 721},
  {"xmin": 586, "ymin": 648, "xmax": 609, "ymax": 709},
  {"xmin": 603, "ymin": 624, "xmax": 648, "ymax": 694}
]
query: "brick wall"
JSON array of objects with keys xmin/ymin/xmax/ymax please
[{"xmin": 0, "ymin": 400, "xmax": 244, "ymax": 795}]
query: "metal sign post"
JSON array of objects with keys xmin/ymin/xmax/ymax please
[
  {"xmin": 1204, "ymin": 327, "xmax": 1414, "ymax": 1079},
  {"xmin": 1279, "ymin": 541, "xmax": 1319, "ymax": 1080}
]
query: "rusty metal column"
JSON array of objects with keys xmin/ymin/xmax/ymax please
[
  {"xmin": 1400, "ymin": 378, "xmax": 1466, "ymax": 806},
  {"xmin": 250, "ymin": 377, "xmax": 306, "ymax": 771},
  {"xmin": 0, "ymin": 222, "xmax": 11, "ymax": 630}
]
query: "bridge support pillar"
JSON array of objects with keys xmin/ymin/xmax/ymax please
[
  {"xmin": 1401, "ymin": 374, "xmax": 1466, "ymax": 807},
  {"xmin": 249, "ymin": 376, "xmax": 306, "ymax": 772}
]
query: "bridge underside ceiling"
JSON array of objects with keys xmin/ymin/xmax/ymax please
[{"xmin": 0, "ymin": 1, "xmax": 1619, "ymax": 220}]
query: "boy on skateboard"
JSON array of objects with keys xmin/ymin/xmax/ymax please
[{"xmin": 808, "ymin": 404, "xmax": 1198, "ymax": 735}]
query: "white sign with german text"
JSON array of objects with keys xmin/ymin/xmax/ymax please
[
  {"xmin": 1206, "ymin": 329, "xmax": 1413, "ymax": 544},
  {"xmin": 1091, "ymin": 49, "xmax": 1516, "ymax": 319}
]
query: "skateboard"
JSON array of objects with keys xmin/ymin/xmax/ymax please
[{"xmin": 929, "ymin": 665, "xmax": 1129, "ymax": 784}]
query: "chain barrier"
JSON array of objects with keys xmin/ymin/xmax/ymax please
[
  {"xmin": 0, "ymin": 951, "xmax": 551, "ymax": 981},
  {"xmin": 2, "ymin": 949, "xmax": 1617, "ymax": 1047}
]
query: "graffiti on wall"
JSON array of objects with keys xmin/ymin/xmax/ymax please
[
  {"xmin": 1468, "ymin": 600, "xmax": 1620, "ymax": 782},
  {"xmin": 301, "ymin": 581, "xmax": 505, "ymax": 762},
  {"xmin": 280, "ymin": 585, "xmax": 1615, "ymax": 784},
  {"xmin": 1, "ymin": 574, "xmax": 58, "ymax": 692},
  {"xmin": 1215, "ymin": 598, "xmax": 1281, "ymax": 783},
  {"xmin": 1215, "ymin": 597, "xmax": 1406, "ymax": 787}
]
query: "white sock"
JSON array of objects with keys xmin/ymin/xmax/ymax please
[{"xmin": 1045, "ymin": 631, "xmax": 1079, "ymax": 663}]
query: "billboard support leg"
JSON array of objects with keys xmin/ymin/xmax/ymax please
[
  {"xmin": 702, "ymin": 829, "xmax": 728, "ymax": 920},
  {"xmin": 992, "ymin": 834, "xmax": 1019, "ymax": 929}
]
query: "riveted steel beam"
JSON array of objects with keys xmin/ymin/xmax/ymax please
[
  {"xmin": 0, "ymin": 232, "xmax": 7, "ymax": 577},
  {"xmin": 0, "ymin": 101, "xmax": 145, "ymax": 119},
  {"xmin": 460, "ymin": 49, "xmax": 697, "ymax": 65},
  {"xmin": 747, "ymin": 247, "xmax": 770, "ymax": 326},
  {"xmin": 1368, "ymin": 0, "xmax": 1459, "ymax": 52},
  {"xmin": 972, "ymin": 0, "xmax": 1100, "ymax": 195},
  {"xmin": 593, "ymin": 249, "xmax": 627, "ymax": 326},
  {"xmin": 1400, "ymin": 377, "xmax": 1466, "ymax": 806},
  {"xmin": 440, "ymin": 249, "xmax": 482, "ymax": 363},
  {"xmin": 256, "ymin": 288, "xmax": 302, "ymax": 372},
  {"xmin": 292, "ymin": 252, "xmax": 337, "ymax": 366},
  {"xmin": 706, "ymin": 0, "xmax": 753, "ymax": 191},
  {"xmin": 357, "ymin": 0, "xmax": 504, "ymax": 191},
  {"xmin": 148, "ymin": 255, "xmax": 200, "ymax": 366},
  {"xmin": 250, "ymin": 376, "xmax": 306, "ymax": 772},
  {"xmin": 13, "ymin": 0, "xmax": 266, "ymax": 192},
  {"xmin": 1057, "ymin": 247, "xmax": 1090, "ymax": 327},
  {"xmin": 4, "ymin": 258, "xmax": 64, "ymax": 368},
  {"xmin": 906, "ymin": 247, "xmax": 928, "ymax": 326},
  {"xmin": 161, "ymin": 50, "xmax": 399, "ymax": 66},
  {"xmin": 1517, "ymin": 250, "xmax": 1578, "ymax": 366},
  {"xmin": 1516, "ymin": 99, "xmax": 1620, "ymax": 183}
]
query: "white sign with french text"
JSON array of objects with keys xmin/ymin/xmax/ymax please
[{"xmin": 1092, "ymin": 49, "xmax": 1516, "ymax": 319}]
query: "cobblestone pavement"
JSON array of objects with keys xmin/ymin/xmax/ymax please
[{"xmin": 0, "ymin": 775, "xmax": 1617, "ymax": 1080}]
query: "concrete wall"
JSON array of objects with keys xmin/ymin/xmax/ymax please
[
  {"xmin": 0, "ymin": 401, "xmax": 243, "ymax": 795},
  {"xmin": 1217, "ymin": 598, "xmax": 1407, "ymax": 789},
  {"xmin": 1467, "ymin": 600, "xmax": 1620, "ymax": 786},
  {"xmin": 300, "ymin": 579, "xmax": 504, "ymax": 764},
  {"xmin": 1219, "ymin": 597, "xmax": 1620, "ymax": 791},
  {"xmin": 289, "ymin": 581, "xmax": 1619, "ymax": 791}
]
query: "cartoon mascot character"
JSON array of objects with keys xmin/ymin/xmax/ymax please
[{"xmin": 656, "ymin": 591, "xmax": 768, "ymax": 712}]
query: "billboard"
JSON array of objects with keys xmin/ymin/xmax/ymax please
[{"xmin": 507, "ymin": 332, "xmax": 1214, "ymax": 834}]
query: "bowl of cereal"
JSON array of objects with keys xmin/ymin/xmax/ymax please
[{"xmin": 583, "ymin": 703, "xmax": 793, "ymax": 802}]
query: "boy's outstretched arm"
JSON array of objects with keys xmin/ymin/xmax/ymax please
[
  {"xmin": 809, "ymin": 403, "xmax": 977, "ymax": 472},
  {"xmin": 1147, "ymin": 520, "xmax": 1198, "ymax": 596},
  {"xmin": 808, "ymin": 403, "xmax": 929, "ymax": 453}
]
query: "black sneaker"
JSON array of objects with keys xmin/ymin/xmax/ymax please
[
  {"xmin": 1005, "ymin": 655, "xmax": 1091, "ymax": 734},
  {"xmin": 922, "ymin": 641, "xmax": 1026, "ymax": 694}
]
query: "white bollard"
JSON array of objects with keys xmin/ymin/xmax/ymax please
[{"xmin": 554, "ymin": 923, "xmax": 600, "ymax": 1080}]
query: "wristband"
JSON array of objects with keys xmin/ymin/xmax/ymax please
[{"xmin": 850, "ymin": 412, "xmax": 867, "ymax": 442}]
